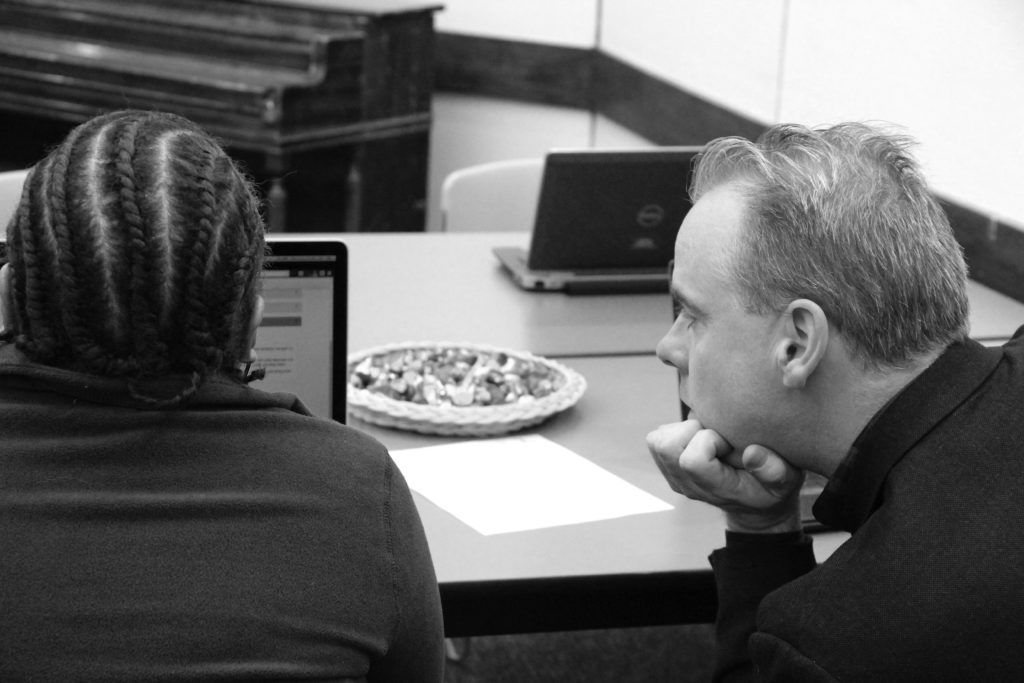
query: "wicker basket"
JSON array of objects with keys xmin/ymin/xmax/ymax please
[{"xmin": 347, "ymin": 342, "xmax": 587, "ymax": 436}]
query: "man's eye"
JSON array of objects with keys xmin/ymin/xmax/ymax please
[
  {"xmin": 671, "ymin": 299, "xmax": 685, "ymax": 319},
  {"xmin": 675, "ymin": 310, "xmax": 696, "ymax": 329}
]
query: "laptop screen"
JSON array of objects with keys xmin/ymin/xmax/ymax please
[{"xmin": 253, "ymin": 239, "xmax": 348, "ymax": 423}]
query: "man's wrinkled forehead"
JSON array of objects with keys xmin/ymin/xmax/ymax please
[
  {"xmin": 677, "ymin": 184, "xmax": 749, "ymax": 257},
  {"xmin": 671, "ymin": 184, "xmax": 757, "ymax": 309}
]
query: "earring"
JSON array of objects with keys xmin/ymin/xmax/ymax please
[{"xmin": 240, "ymin": 361, "xmax": 266, "ymax": 383}]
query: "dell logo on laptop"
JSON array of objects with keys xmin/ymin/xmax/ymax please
[{"xmin": 636, "ymin": 203, "xmax": 666, "ymax": 228}]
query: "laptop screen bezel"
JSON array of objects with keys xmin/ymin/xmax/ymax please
[{"xmin": 262, "ymin": 237, "xmax": 348, "ymax": 424}]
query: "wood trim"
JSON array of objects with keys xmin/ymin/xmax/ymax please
[
  {"xmin": 434, "ymin": 34, "xmax": 764, "ymax": 143},
  {"xmin": 435, "ymin": 33, "xmax": 594, "ymax": 109},
  {"xmin": 592, "ymin": 51, "xmax": 765, "ymax": 145},
  {"xmin": 943, "ymin": 199, "xmax": 1024, "ymax": 303},
  {"xmin": 434, "ymin": 32, "xmax": 1024, "ymax": 303}
]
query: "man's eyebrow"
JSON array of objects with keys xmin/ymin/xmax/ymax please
[{"xmin": 670, "ymin": 285, "xmax": 706, "ymax": 317}]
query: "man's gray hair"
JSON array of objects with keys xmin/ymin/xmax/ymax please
[{"xmin": 691, "ymin": 122, "xmax": 969, "ymax": 368}]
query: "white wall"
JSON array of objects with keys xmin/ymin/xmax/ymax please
[
  {"xmin": 434, "ymin": 0, "xmax": 598, "ymax": 47},
  {"xmin": 600, "ymin": 0, "xmax": 787, "ymax": 123},
  {"xmin": 780, "ymin": 0, "xmax": 1024, "ymax": 225},
  {"xmin": 432, "ymin": 0, "xmax": 1024, "ymax": 229}
]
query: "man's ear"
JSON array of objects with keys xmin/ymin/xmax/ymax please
[
  {"xmin": 0, "ymin": 263, "xmax": 16, "ymax": 336},
  {"xmin": 773, "ymin": 298, "xmax": 828, "ymax": 389}
]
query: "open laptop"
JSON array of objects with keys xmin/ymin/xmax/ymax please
[
  {"xmin": 493, "ymin": 146, "xmax": 701, "ymax": 294},
  {"xmin": 253, "ymin": 238, "xmax": 348, "ymax": 423},
  {"xmin": 0, "ymin": 237, "xmax": 348, "ymax": 423}
]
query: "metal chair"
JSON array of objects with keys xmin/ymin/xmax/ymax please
[{"xmin": 439, "ymin": 157, "xmax": 544, "ymax": 232}]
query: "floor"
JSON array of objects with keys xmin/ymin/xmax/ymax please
[{"xmin": 442, "ymin": 625, "xmax": 717, "ymax": 683}]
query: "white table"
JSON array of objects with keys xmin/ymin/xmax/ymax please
[
  {"xmin": 276, "ymin": 230, "xmax": 1024, "ymax": 635},
  {"xmin": 276, "ymin": 231, "xmax": 1024, "ymax": 357}
]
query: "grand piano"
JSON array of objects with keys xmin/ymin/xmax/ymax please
[{"xmin": 0, "ymin": 0, "xmax": 442, "ymax": 232}]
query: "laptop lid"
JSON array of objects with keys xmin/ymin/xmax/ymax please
[
  {"xmin": 492, "ymin": 147, "xmax": 701, "ymax": 294},
  {"xmin": 528, "ymin": 147, "xmax": 701, "ymax": 271},
  {"xmin": 254, "ymin": 238, "xmax": 348, "ymax": 423}
]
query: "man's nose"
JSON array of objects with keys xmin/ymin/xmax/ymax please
[{"xmin": 656, "ymin": 329, "xmax": 687, "ymax": 372}]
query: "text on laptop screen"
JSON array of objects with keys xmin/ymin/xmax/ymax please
[{"xmin": 252, "ymin": 247, "xmax": 346, "ymax": 422}]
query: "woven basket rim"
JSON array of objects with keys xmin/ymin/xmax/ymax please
[{"xmin": 347, "ymin": 341, "xmax": 586, "ymax": 434}]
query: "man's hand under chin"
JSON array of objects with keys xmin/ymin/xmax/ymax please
[{"xmin": 646, "ymin": 419, "xmax": 805, "ymax": 534}]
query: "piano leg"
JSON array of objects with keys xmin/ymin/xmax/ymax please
[
  {"xmin": 265, "ymin": 152, "xmax": 289, "ymax": 233},
  {"xmin": 343, "ymin": 152, "xmax": 362, "ymax": 232}
]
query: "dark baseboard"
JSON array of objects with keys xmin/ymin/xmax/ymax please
[
  {"xmin": 434, "ymin": 32, "xmax": 1024, "ymax": 304},
  {"xmin": 434, "ymin": 33, "xmax": 765, "ymax": 143},
  {"xmin": 942, "ymin": 200, "xmax": 1024, "ymax": 304},
  {"xmin": 591, "ymin": 51, "xmax": 765, "ymax": 146},
  {"xmin": 435, "ymin": 33, "xmax": 594, "ymax": 109}
]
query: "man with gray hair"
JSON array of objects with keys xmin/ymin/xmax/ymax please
[{"xmin": 648, "ymin": 122, "xmax": 1024, "ymax": 681}]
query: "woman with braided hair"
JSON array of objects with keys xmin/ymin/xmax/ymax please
[{"xmin": 0, "ymin": 110, "xmax": 444, "ymax": 681}]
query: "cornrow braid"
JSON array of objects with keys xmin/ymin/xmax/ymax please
[
  {"xmin": 4, "ymin": 109, "xmax": 267, "ymax": 407},
  {"xmin": 49, "ymin": 114, "xmax": 135, "ymax": 376},
  {"xmin": 10, "ymin": 158, "xmax": 62, "ymax": 363},
  {"xmin": 115, "ymin": 116, "xmax": 170, "ymax": 379},
  {"xmin": 176, "ymin": 139, "xmax": 224, "ymax": 402},
  {"xmin": 205, "ymin": 157, "xmax": 256, "ymax": 362}
]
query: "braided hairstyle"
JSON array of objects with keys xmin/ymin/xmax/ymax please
[{"xmin": 5, "ymin": 110, "xmax": 267, "ymax": 406}]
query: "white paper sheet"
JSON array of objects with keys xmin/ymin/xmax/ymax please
[{"xmin": 390, "ymin": 434, "xmax": 674, "ymax": 535}]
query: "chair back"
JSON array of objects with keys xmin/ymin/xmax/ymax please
[
  {"xmin": 0, "ymin": 168, "xmax": 30, "ymax": 229},
  {"xmin": 439, "ymin": 158, "xmax": 544, "ymax": 232}
]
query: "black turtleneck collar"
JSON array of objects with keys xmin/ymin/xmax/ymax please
[
  {"xmin": 0, "ymin": 342, "xmax": 310, "ymax": 415},
  {"xmin": 812, "ymin": 333, "xmax": 1010, "ymax": 532}
]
